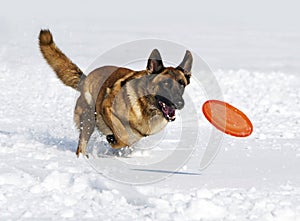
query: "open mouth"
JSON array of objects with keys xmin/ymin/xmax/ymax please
[{"xmin": 158, "ymin": 100, "xmax": 176, "ymax": 122}]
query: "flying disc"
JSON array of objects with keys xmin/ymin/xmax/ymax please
[{"xmin": 202, "ymin": 100, "xmax": 253, "ymax": 137}]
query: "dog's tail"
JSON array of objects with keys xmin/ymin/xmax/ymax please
[{"xmin": 39, "ymin": 29, "xmax": 86, "ymax": 91}]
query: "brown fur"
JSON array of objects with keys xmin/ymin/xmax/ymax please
[
  {"xmin": 39, "ymin": 30, "xmax": 193, "ymax": 157},
  {"xmin": 39, "ymin": 30, "xmax": 85, "ymax": 90}
]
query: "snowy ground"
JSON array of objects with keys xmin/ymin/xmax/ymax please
[{"xmin": 1, "ymin": 2, "xmax": 300, "ymax": 220}]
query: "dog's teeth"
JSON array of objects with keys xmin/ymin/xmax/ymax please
[{"xmin": 159, "ymin": 101, "xmax": 166, "ymax": 108}]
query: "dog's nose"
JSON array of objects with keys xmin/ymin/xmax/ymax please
[{"xmin": 175, "ymin": 100, "xmax": 184, "ymax": 110}]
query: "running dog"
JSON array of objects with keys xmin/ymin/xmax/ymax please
[{"xmin": 39, "ymin": 30, "xmax": 193, "ymax": 156}]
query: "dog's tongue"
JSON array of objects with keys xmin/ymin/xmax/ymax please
[
  {"xmin": 165, "ymin": 106, "xmax": 175, "ymax": 117},
  {"xmin": 162, "ymin": 104, "xmax": 176, "ymax": 121}
]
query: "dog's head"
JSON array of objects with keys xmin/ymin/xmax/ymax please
[{"xmin": 146, "ymin": 49, "xmax": 193, "ymax": 122}]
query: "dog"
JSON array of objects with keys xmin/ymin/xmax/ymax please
[{"xmin": 39, "ymin": 30, "xmax": 193, "ymax": 157}]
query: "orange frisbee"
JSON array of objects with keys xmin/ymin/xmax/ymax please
[{"xmin": 202, "ymin": 100, "xmax": 253, "ymax": 137}]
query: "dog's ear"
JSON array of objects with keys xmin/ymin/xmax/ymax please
[
  {"xmin": 147, "ymin": 49, "xmax": 164, "ymax": 74},
  {"xmin": 177, "ymin": 50, "xmax": 193, "ymax": 84}
]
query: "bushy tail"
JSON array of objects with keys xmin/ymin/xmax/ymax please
[{"xmin": 39, "ymin": 29, "xmax": 85, "ymax": 90}]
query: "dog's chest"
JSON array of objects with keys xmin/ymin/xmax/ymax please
[{"xmin": 120, "ymin": 89, "xmax": 168, "ymax": 135}]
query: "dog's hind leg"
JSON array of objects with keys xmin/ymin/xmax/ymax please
[
  {"xmin": 74, "ymin": 96, "xmax": 95, "ymax": 157},
  {"xmin": 76, "ymin": 108, "xmax": 95, "ymax": 157}
]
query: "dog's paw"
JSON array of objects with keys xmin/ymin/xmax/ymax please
[
  {"xmin": 75, "ymin": 151, "xmax": 89, "ymax": 159},
  {"xmin": 106, "ymin": 134, "xmax": 116, "ymax": 144}
]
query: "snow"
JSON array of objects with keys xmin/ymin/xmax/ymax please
[{"xmin": 1, "ymin": 1, "xmax": 300, "ymax": 220}]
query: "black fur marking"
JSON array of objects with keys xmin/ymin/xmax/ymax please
[
  {"xmin": 185, "ymin": 75, "xmax": 191, "ymax": 84},
  {"xmin": 106, "ymin": 134, "xmax": 116, "ymax": 144},
  {"xmin": 120, "ymin": 80, "xmax": 126, "ymax": 87}
]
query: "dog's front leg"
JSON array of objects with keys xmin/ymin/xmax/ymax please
[
  {"xmin": 103, "ymin": 107, "xmax": 129, "ymax": 149},
  {"xmin": 76, "ymin": 109, "xmax": 95, "ymax": 157}
]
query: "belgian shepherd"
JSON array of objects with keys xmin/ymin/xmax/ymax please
[{"xmin": 39, "ymin": 30, "xmax": 193, "ymax": 156}]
